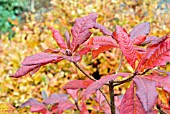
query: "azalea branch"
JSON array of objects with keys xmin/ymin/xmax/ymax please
[{"xmin": 73, "ymin": 62, "xmax": 96, "ymax": 81}]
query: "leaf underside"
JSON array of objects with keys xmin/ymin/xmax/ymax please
[
  {"xmin": 133, "ymin": 76, "xmax": 158, "ymax": 112},
  {"xmin": 129, "ymin": 22, "xmax": 150, "ymax": 40},
  {"xmin": 120, "ymin": 82, "xmax": 146, "ymax": 114}
]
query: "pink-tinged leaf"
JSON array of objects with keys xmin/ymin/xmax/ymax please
[
  {"xmin": 83, "ymin": 73, "xmax": 130, "ymax": 99},
  {"xmin": 94, "ymin": 23, "xmax": 112, "ymax": 36},
  {"xmin": 43, "ymin": 48, "xmax": 60, "ymax": 53},
  {"xmin": 62, "ymin": 55, "xmax": 81, "ymax": 62},
  {"xmin": 11, "ymin": 64, "xmax": 40, "ymax": 78},
  {"xmin": 63, "ymin": 79, "xmax": 94, "ymax": 90},
  {"xmin": 144, "ymin": 74, "xmax": 170, "ymax": 93},
  {"xmin": 114, "ymin": 26, "xmax": 137, "ymax": 68},
  {"xmin": 65, "ymin": 31, "xmax": 71, "ymax": 49},
  {"xmin": 30, "ymin": 66, "xmax": 41, "ymax": 75},
  {"xmin": 89, "ymin": 36, "xmax": 118, "ymax": 47},
  {"xmin": 21, "ymin": 98, "xmax": 48, "ymax": 113},
  {"xmin": 130, "ymin": 22, "xmax": 150, "ymax": 40},
  {"xmin": 49, "ymin": 27, "xmax": 67, "ymax": 49},
  {"xmin": 141, "ymin": 36, "xmax": 159, "ymax": 45},
  {"xmin": 89, "ymin": 36, "xmax": 118, "ymax": 58},
  {"xmin": 120, "ymin": 82, "xmax": 146, "ymax": 114},
  {"xmin": 143, "ymin": 36, "xmax": 168, "ymax": 46},
  {"xmin": 66, "ymin": 89, "xmax": 79, "ymax": 101},
  {"xmin": 80, "ymin": 102, "xmax": 89, "ymax": 114},
  {"xmin": 22, "ymin": 52, "xmax": 62, "ymax": 66},
  {"xmin": 133, "ymin": 76, "xmax": 158, "ymax": 112},
  {"xmin": 132, "ymin": 35, "xmax": 146, "ymax": 45},
  {"xmin": 95, "ymin": 90, "xmax": 106, "ymax": 105},
  {"xmin": 76, "ymin": 46, "xmax": 93, "ymax": 56},
  {"xmin": 135, "ymin": 47, "xmax": 146, "ymax": 60},
  {"xmin": 57, "ymin": 101, "xmax": 74, "ymax": 114},
  {"xmin": 71, "ymin": 13, "xmax": 98, "ymax": 52},
  {"xmin": 43, "ymin": 93, "xmax": 68, "ymax": 105},
  {"xmin": 137, "ymin": 38, "xmax": 170, "ymax": 71}
]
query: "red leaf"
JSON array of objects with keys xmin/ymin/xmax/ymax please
[
  {"xmin": 141, "ymin": 36, "xmax": 159, "ymax": 45},
  {"xmin": 95, "ymin": 90, "xmax": 106, "ymax": 105},
  {"xmin": 64, "ymin": 31, "xmax": 71, "ymax": 49},
  {"xmin": 22, "ymin": 52, "xmax": 62, "ymax": 66},
  {"xmin": 57, "ymin": 101, "xmax": 74, "ymax": 114},
  {"xmin": 76, "ymin": 45, "xmax": 94, "ymax": 56},
  {"xmin": 11, "ymin": 64, "xmax": 40, "ymax": 78},
  {"xmin": 143, "ymin": 36, "xmax": 168, "ymax": 46},
  {"xmin": 137, "ymin": 38, "xmax": 170, "ymax": 71},
  {"xmin": 114, "ymin": 26, "xmax": 137, "ymax": 68},
  {"xmin": 63, "ymin": 79, "xmax": 94, "ymax": 90},
  {"xmin": 133, "ymin": 76, "xmax": 158, "ymax": 112},
  {"xmin": 94, "ymin": 23, "xmax": 112, "ymax": 36},
  {"xmin": 80, "ymin": 102, "xmax": 89, "ymax": 114},
  {"xmin": 144, "ymin": 73, "xmax": 170, "ymax": 93},
  {"xmin": 132, "ymin": 35, "xmax": 146, "ymax": 45},
  {"xmin": 130, "ymin": 22, "xmax": 150, "ymax": 40},
  {"xmin": 21, "ymin": 98, "xmax": 48, "ymax": 113},
  {"xmin": 89, "ymin": 36, "xmax": 118, "ymax": 58},
  {"xmin": 71, "ymin": 13, "xmax": 98, "ymax": 52},
  {"xmin": 66, "ymin": 89, "xmax": 79, "ymax": 101},
  {"xmin": 43, "ymin": 93, "xmax": 68, "ymax": 105},
  {"xmin": 83, "ymin": 73, "xmax": 130, "ymax": 99},
  {"xmin": 120, "ymin": 82, "xmax": 146, "ymax": 114},
  {"xmin": 62, "ymin": 55, "xmax": 81, "ymax": 62},
  {"xmin": 49, "ymin": 27, "xmax": 67, "ymax": 49}
]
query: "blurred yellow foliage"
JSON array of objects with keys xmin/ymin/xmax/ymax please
[{"xmin": 0, "ymin": 0, "xmax": 169, "ymax": 113}]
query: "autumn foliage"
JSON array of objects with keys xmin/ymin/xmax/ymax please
[{"xmin": 11, "ymin": 13, "xmax": 170, "ymax": 114}]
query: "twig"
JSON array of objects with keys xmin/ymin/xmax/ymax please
[
  {"xmin": 73, "ymin": 62, "xmax": 110, "ymax": 107},
  {"xmin": 99, "ymin": 89, "xmax": 110, "ymax": 106},
  {"xmin": 73, "ymin": 62, "xmax": 96, "ymax": 81},
  {"xmin": 75, "ymin": 100, "xmax": 80, "ymax": 111},
  {"xmin": 113, "ymin": 69, "xmax": 150, "ymax": 86}
]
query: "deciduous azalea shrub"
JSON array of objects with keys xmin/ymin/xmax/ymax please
[{"xmin": 11, "ymin": 13, "xmax": 170, "ymax": 114}]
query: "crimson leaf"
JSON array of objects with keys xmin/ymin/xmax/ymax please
[
  {"xmin": 71, "ymin": 13, "xmax": 98, "ymax": 52},
  {"xmin": 120, "ymin": 82, "xmax": 146, "ymax": 114},
  {"xmin": 114, "ymin": 26, "xmax": 137, "ymax": 68},
  {"xmin": 49, "ymin": 27, "xmax": 67, "ymax": 49},
  {"xmin": 129, "ymin": 22, "xmax": 150, "ymax": 40},
  {"xmin": 133, "ymin": 76, "xmax": 158, "ymax": 112},
  {"xmin": 11, "ymin": 64, "xmax": 40, "ymax": 78},
  {"xmin": 132, "ymin": 35, "xmax": 146, "ymax": 45},
  {"xmin": 22, "ymin": 52, "xmax": 62, "ymax": 66},
  {"xmin": 89, "ymin": 36, "xmax": 118, "ymax": 58},
  {"xmin": 63, "ymin": 79, "xmax": 94, "ymax": 90},
  {"xmin": 83, "ymin": 73, "xmax": 130, "ymax": 99},
  {"xmin": 137, "ymin": 38, "xmax": 170, "ymax": 71}
]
